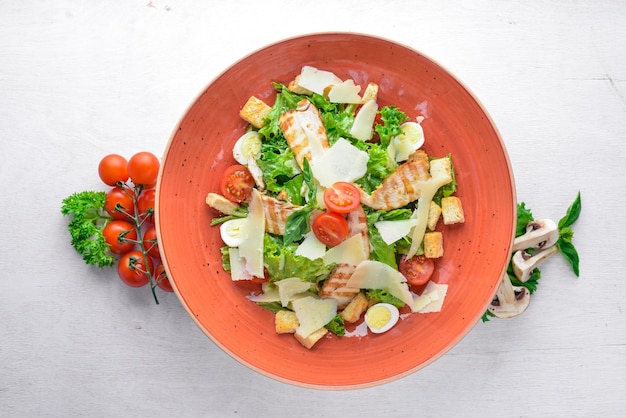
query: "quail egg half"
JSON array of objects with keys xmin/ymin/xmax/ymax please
[{"xmin": 364, "ymin": 303, "xmax": 400, "ymax": 334}]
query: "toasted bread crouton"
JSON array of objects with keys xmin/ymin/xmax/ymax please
[
  {"xmin": 360, "ymin": 82, "xmax": 379, "ymax": 103},
  {"xmin": 424, "ymin": 231, "xmax": 444, "ymax": 258},
  {"xmin": 441, "ymin": 196, "xmax": 465, "ymax": 225},
  {"xmin": 428, "ymin": 201, "xmax": 442, "ymax": 231},
  {"xmin": 275, "ymin": 310, "xmax": 299, "ymax": 334},
  {"xmin": 340, "ymin": 292, "xmax": 368, "ymax": 323},
  {"xmin": 287, "ymin": 74, "xmax": 314, "ymax": 95},
  {"xmin": 205, "ymin": 192, "xmax": 240, "ymax": 215},
  {"xmin": 239, "ymin": 96, "xmax": 271, "ymax": 128},
  {"xmin": 294, "ymin": 327, "xmax": 328, "ymax": 349}
]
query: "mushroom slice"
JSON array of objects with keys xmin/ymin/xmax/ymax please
[
  {"xmin": 489, "ymin": 272, "xmax": 530, "ymax": 319},
  {"xmin": 512, "ymin": 219, "xmax": 559, "ymax": 252},
  {"xmin": 512, "ymin": 245, "xmax": 559, "ymax": 282}
]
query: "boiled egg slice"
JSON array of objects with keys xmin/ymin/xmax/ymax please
[
  {"xmin": 219, "ymin": 218, "xmax": 248, "ymax": 247},
  {"xmin": 391, "ymin": 121, "xmax": 425, "ymax": 162},
  {"xmin": 232, "ymin": 131, "xmax": 262, "ymax": 165},
  {"xmin": 364, "ymin": 303, "xmax": 400, "ymax": 334}
]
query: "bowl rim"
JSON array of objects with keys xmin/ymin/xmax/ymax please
[{"xmin": 155, "ymin": 31, "xmax": 517, "ymax": 390}]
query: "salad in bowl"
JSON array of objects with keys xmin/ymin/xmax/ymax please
[{"xmin": 205, "ymin": 65, "xmax": 465, "ymax": 349}]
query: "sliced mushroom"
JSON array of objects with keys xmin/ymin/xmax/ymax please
[
  {"xmin": 489, "ymin": 272, "xmax": 530, "ymax": 319},
  {"xmin": 512, "ymin": 245, "xmax": 559, "ymax": 282},
  {"xmin": 512, "ymin": 219, "xmax": 559, "ymax": 252}
]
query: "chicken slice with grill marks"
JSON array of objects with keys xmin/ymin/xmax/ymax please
[
  {"xmin": 279, "ymin": 99, "xmax": 330, "ymax": 170},
  {"xmin": 359, "ymin": 150, "xmax": 431, "ymax": 210},
  {"xmin": 259, "ymin": 193, "xmax": 302, "ymax": 236},
  {"xmin": 318, "ymin": 206, "xmax": 370, "ymax": 309},
  {"xmin": 206, "ymin": 192, "xmax": 301, "ymax": 236}
]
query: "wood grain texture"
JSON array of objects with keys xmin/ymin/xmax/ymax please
[{"xmin": 1, "ymin": 1, "xmax": 624, "ymax": 416}]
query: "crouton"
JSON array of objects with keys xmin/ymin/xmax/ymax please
[
  {"xmin": 287, "ymin": 75, "xmax": 313, "ymax": 95},
  {"xmin": 360, "ymin": 82, "xmax": 379, "ymax": 103},
  {"xmin": 275, "ymin": 310, "xmax": 299, "ymax": 334},
  {"xmin": 239, "ymin": 96, "xmax": 271, "ymax": 128},
  {"xmin": 340, "ymin": 292, "xmax": 368, "ymax": 323},
  {"xmin": 205, "ymin": 192, "xmax": 240, "ymax": 215},
  {"xmin": 424, "ymin": 231, "xmax": 444, "ymax": 258},
  {"xmin": 441, "ymin": 196, "xmax": 465, "ymax": 225},
  {"xmin": 294, "ymin": 327, "xmax": 328, "ymax": 349},
  {"xmin": 428, "ymin": 201, "xmax": 442, "ymax": 231}
]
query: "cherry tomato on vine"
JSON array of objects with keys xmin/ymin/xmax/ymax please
[
  {"xmin": 128, "ymin": 152, "xmax": 160, "ymax": 185},
  {"xmin": 104, "ymin": 186, "xmax": 135, "ymax": 220},
  {"xmin": 142, "ymin": 225, "xmax": 160, "ymax": 259},
  {"xmin": 154, "ymin": 264, "xmax": 173, "ymax": 292},
  {"xmin": 312, "ymin": 211, "xmax": 349, "ymax": 247},
  {"xmin": 98, "ymin": 154, "xmax": 129, "ymax": 186},
  {"xmin": 219, "ymin": 164, "xmax": 255, "ymax": 203},
  {"xmin": 398, "ymin": 254, "xmax": 435, "ymax": 286},
  {"xmin": 118, "ymin": 250, "xmax": 153, "ymax": 288},
  {"xmin": 103, "ymin": 220, "xmax": 137, "ymax": 254},
  {"xmin": 137, "ymin": 188, "xmax": 156, "ymax": 222},
  {"xmin": 323, "ymin": 182, "xmax": 361, "ymax": 213}
]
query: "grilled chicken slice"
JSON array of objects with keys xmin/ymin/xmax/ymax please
[
  {"xmin": 205, "ymin": 192, "xmax": 301, "ymax": 236},
  {"xmin": 259, "ymin": 193, "xmax": 301, "ymax": 235},
  {"xmin": 279, "ymin": 99, "xmax": 330, "ymax": 169},
  {"xmin": 319, "ymin": 206, "xmax": 370, "ymax": 309},
  {"xmin": 359, "ymin": 150, "xmax": 430, "ymax": 210}
]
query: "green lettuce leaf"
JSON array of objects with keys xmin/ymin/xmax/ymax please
[{"xmin": 263, "ymin": 234, "xmax": 334, "ymax": 284}]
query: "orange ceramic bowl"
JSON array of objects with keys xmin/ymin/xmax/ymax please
[{"xmin": 156, "ymin": 33, "xmax": 516, "ymax": 389}]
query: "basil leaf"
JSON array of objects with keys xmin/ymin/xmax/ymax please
[
  {"xmin": 302, "ymin": 158, "xmax": 316, "ymax": 203},
  {"xmin": 283, "ymin": 207, "xmax": 312, "ymax": 246},
  {"xmin": 557, "ymin": 239, "xmax": 580, "ymax": 277},
  {"xmin": 558, "ymin": 192, "xmax": 581, "ymax": 229}
]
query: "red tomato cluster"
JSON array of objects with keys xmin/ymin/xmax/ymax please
[{"xmin": 98, "ymin": 153, "xmax": 173, "ymax": 295}]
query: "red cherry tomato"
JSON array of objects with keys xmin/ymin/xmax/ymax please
[
  {"xmin": 104, "ymin": 186, "xmax": 135, "ymax": 220},
  {"xmin": 323, "ymin": 182, "xmax": 361, "ymax": 213},
  {"xmin": 219, "ymin": 165, "xmax": 255, "ymax": 203},
  {"xmin": 118, "ymin": 250, "xmax": 153, "ymax": 288},
  {"xmin": 154, "ymin": 263, "xmax": 173, "ymax": 292},
  {"xmin": 312, "ymin": 211, "xmax": 349, "ymax": 247},
  {"xmin": 102, "ymin": 220, "xmax": 137, "ymax": 254},
  {"xmin": 137, "ymin": 189, "xmax": 156, "ymax": 222},
  {"xmin": 98, "ymin": 154, "xmax": 129, "ymax": 186},
  {"xmin": 398, "ymin": 254, "xmax": 435, "ymax": 286},
  {"xmin": 142, "ymin": 225, "xmax": 160, "ymax": 259},
  {"xmin": 128, "ymin": 152, "xmax": 160, "ymax": 185}
]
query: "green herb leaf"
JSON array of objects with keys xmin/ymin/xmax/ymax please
[
  {"xmin": 558, "ymin": 192, "xmax": 581, "ymax": 229},
  {"xmin": 283, "ymin": 207, "xmax": 312, "ymax": 246},
  {"xmin": 516, "ymin": 202, "xmax": 534, "ymax": 237},
  {"xmin": 557, "ymin": 239, "xmax": 580, "ymax": 277},
  {"xmin": 61, "ymin": 191, "xmax": 115, "ymax": 268},
  {"xmin": 481, "ymin": 310, "xmax": 495, "ymax": 322}
]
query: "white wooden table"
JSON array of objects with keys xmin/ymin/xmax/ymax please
[{"xmin": 2, "ymin": 1, "xmax": 624, "ymax": 416}]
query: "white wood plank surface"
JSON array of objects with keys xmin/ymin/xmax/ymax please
[{"xmin": 1, "ymin": 1, "xmax": 624, "ymax": 417}]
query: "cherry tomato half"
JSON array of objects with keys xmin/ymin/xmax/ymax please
[
  {"xmin": 154, "ymin": 263, "xmax": 173, "ymax": 292},
  {"xmin": 103, "ymin": 220, "xmax": 137, "ymax": 254},
  {"xmin": 398, "ymin": 254, "xmax": 435, "ymax": 286},
  {"xmin": 118, "ymin": 250, "xmax": 153, "ymax": 288},
  {"xmin": 98, "ymin": 154, "xmax": 129, "ymax": 186},
  {"xmin": 105, "ymin": 186, "xmax": 135, "ymax": 220},
  {"xmin": 128, "ymin": 151, "xmax": 160, "ymax": 185},
  {"xmin": 312, "ymin": 211, "xmax": 349, "ymax": 247},
  {"xmin": 137, "ymin": 188, "xmax": 155, "ymax": 222},
  {"xmin": 142, "ymin": 225, "xmax": 160, "ymax": 259},
  {"xmin": 323, "ymin": 182, "xmax": 361, "ymax": 213},
  {"xmin": 219, "ymin": 164, "xmax": 255, "ymax": 203}
]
